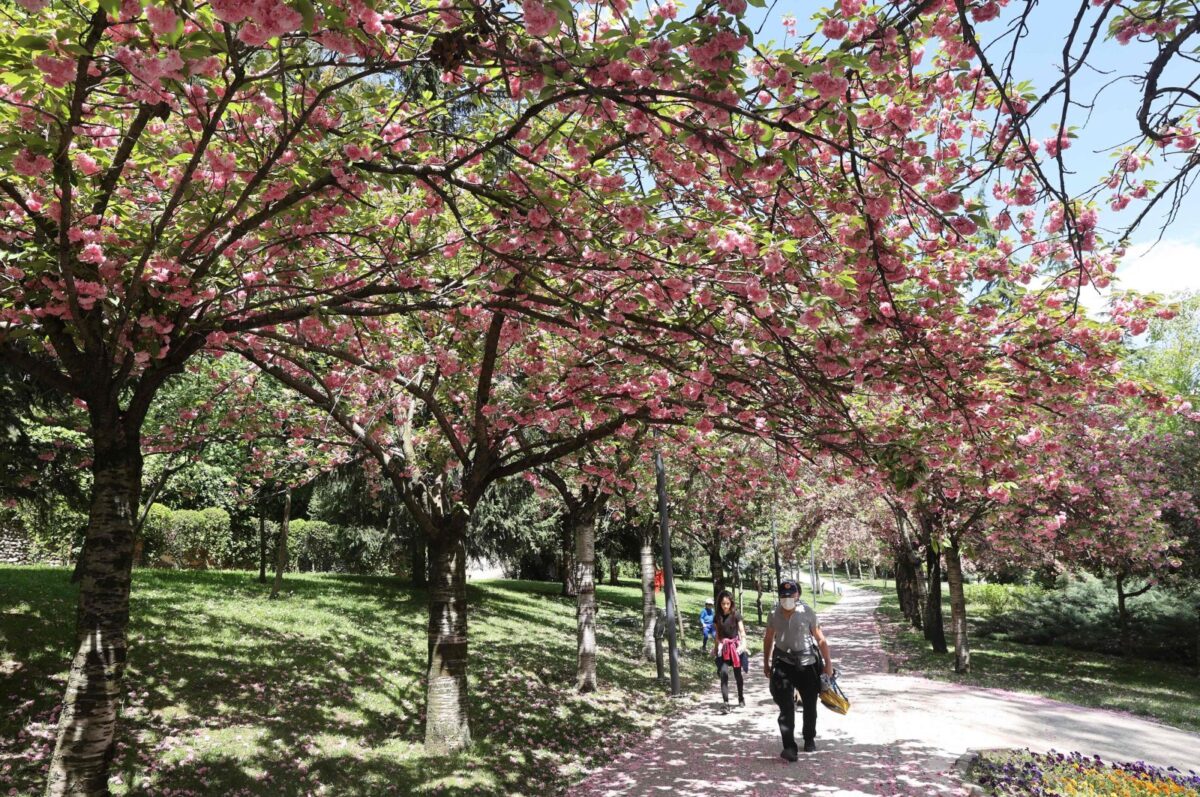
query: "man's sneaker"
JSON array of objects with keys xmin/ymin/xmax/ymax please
[
  {"xmin": 803, "ymin": 740, "xmax": 817, "ymax": 752},
  {"xmin": 721, "ymin": 703, "xmax": 731, "ymax": 715},
  {"xmin": 738, "ymin": 698, "xmax": 746, "ymax": 708},
  {"xmin": 780, "ymin": 747, "xmax": 799, "ymax": 762}
]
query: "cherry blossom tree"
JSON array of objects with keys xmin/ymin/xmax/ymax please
[
  {"xmin": 7, "ymin": 0, "xmax": 1195, "ymax": 790},
  {"xmin": 536, "ymin": 429, "xmax": 646, "ymax": 692},
  {"xmin": 949, "ymin": 0, "xmax": 1200, "ymax": 243}
]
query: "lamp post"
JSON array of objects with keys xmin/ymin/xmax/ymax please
[{"xmin": 770, "ymin": 510, "xmax": 782, "ymax": 588}]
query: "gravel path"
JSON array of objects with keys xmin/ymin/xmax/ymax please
[{"xmin": 568, "ymin": 583, "xmax": 1200, "ymax": 797}]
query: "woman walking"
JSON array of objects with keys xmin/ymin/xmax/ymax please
[{"xmin": 714, "ymin": 589, "xmax": 748, "ymax": 713}]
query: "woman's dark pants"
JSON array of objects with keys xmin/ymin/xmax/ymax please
[{"xmin": 717, "ymin": 657, "xmax": 745, "ymax": 703}]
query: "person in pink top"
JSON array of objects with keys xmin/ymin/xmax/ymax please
[{"xmin": 713, "ymin": 589, "xmax": 748, "ymax": 713}]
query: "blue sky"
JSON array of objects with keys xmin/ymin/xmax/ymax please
[{"xmin": 740, "ymin": 2, "xmax": 1200, "ymax": 301}]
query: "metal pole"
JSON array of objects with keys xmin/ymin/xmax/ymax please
[
  {"xmin": 810, "ymin": 542, "xmax": 820, "ymax": 596},
  {"xmin": 770, "ymin": 510, "xmax": 782, "ymax": 587},
  {"xmin": 654, "ymin": 450, "xmax": 681, "ymax": 695},
  {"xmin": 654, "ymin": 609, "xmax": 666, "ymax": 684}
]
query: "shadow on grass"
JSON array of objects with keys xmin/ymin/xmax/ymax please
[
  {"xmin": 1, "ymin": 567, "xmax": 715, "ymax": 797},
  {"xmin": 870, "ymin": 583, "xmax": 1200, "ymax": 734}
]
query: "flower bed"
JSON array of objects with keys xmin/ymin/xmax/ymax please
[{"xmin": 973, "ymin": 750, "xmax": 1200, "ymax": 797}]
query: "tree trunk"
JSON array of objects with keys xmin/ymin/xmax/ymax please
[
  {"xmin": 257, "ymin": 509, "xmax": 267, "ymax": 584},
  {"xmin": 1116, "ymin": 575, "xmax": 1129, "ymax": 652},
  {"xmin": 269, "ymin": 490, "xmax": 290, "ymax": 600},
  {"xmin": 45, "ymin": 431, "xmax": 142, "ymax": 797},
  {"xmin": 755, "ymin": 564, "xmax": 763, "ymax": 623},
  {"xmin": 1194, "ymin": 600, "xmax": 1200, "ymax": 674},
  {"xmin": 708, "ymin": 542, "xmax": 724, "ymax": 602},
  {"xmin": 944, "ymin": 537, "xmax": 970, "ymax": 673},
  {"xmin": 425, "ymin": 528, "xmax": 470, "ymax": 753},
  {"xmin": 608, "ymin": 556, "xmax": 620, "ymax": 586},
  {"xmin": 412, "ymin": 534, "xmax": 428, "ymax": 588},
  {"xmin": 809, "ymin": 544, "xmax": 820, "ymax": 595},
  {"xmin": 669, "ymin": 575, "xmax": 685, "ymax": 648},
  {"xmin": 560, "ymin": 531, "xmax": 578, "ymax": 597},
  {"xmin": 575, "ymin": 507, "xmax": 600, "ymax": 692},
  {"xmin": 893, "ymin": 549, "xmax": 923, "ymax": 630},
  {"xmin": 1114, "ymin": 574, "xmax": 1151, "ymax": 654},
  {"xmin": 640, "ymin": 528, "xmax": 656, "ymax": 661},
  {"xmin": 923, "ymin": 545, "xmax": 948, "ymax": 653},
  {"xmin": 735, "ymin": 556, "xmax": 743, "ymax": 616}
]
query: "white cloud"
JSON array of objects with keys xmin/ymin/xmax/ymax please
[
  {"xmin": 1074, "ymin": 237, "xmax": 1200, "ymax": 317},
  {"xmin": 1112, "ymin": 238, "xmax": 1200, "ymax": 297}
]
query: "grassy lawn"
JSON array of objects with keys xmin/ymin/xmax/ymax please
[
  {"xmin": 1, "ymin": 567, "xmax": 725, "ymax": 797},
  {"xmin": 858, "ymin": 581, "xmax": 1200, "ymax": 734}
]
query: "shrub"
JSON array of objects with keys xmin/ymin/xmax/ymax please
[
  {"xmin": 140, "ymin": 504, "xmax": 232, "ymax": 568},
  {"xmin": 138, "ymin": 502, "xmax": 173, "ymax": 565},
  {"xmin": 269, "ymin": 519, "xmax": 397, "ymax": 575},
  {"xmin": 288, "ymin": 520, "xmax": 338, "ymax": 573},
  {"xmin": 966, "ymin": 583, "xmax": 1040, "ymax": 616},
  {"xmin": 976, "ymin": 573, "xmax": 1198, "ymax": 664}
]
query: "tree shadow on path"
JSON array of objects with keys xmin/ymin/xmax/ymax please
[{"xmin": 569, "ymin": 583, "xmax": 1200, "ymax": 797}]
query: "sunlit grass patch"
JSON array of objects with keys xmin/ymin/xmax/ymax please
[
  {"xmin": 0, "ymin": 566, "xmax": 719, "ymax": 796},
  {"xmin": 862, "ymin": 582, "xmax": 1200, "ymax": 733}
]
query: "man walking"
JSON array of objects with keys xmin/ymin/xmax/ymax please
[{"xmin": 762, "ymin": 579, "xmax": 833, "ymax": 760}]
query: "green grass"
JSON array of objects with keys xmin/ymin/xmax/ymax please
[
  {"xmin": 859, "ymin": 581, "xmax": 1200, "ymax": 734},
  {"xmin": 0, "ymin": 567, "xmax": 724, "ymax": 797}
]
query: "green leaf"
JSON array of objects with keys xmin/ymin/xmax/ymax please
[
  {"xmin": 295, "ymin": 0, "xmax": 316, "ymax": 33},
  {"xmin": 780, "ymin": 148, "xmax": 797, "ymax": 174},
  {"xmin": 179, "ymin": 44, "xmax": 212, "ymax": 61},
  {"xmin": 546, "ymin": 0, "xmax": 573, "ymax": 24},
  {"xmin": 13, "ymin": 35, "xmax": 50, "ymax": 51}
]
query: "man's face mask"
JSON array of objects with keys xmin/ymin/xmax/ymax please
[{"xmin": 779, "ymin": 597, "xmax": 797, "ymax": 610}]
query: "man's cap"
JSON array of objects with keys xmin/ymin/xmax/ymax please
[
  {"xmin": 704, "ymin": 597, "xmax": 714, "ymax": 604},
  {"xmin": 778, "ymin": 579, "xmax": 800, "ymax": 597}
]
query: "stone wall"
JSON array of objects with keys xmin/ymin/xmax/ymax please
[{"xmin": 0, "ymin": 525, "xmax": 32, "ymax": 564}]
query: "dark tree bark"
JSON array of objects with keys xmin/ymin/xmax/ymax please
[
  {"xmin": 944, "ymin": 536, "xmax": 970, "ymax": 673},
  {"xmin": 411, "ymin": 533, "xmax": 428, "ymax": 588},
  {"xmin": 1193, "ymin": 601, "xmax": 1199, "ymax": 674},
  {"xmin": 916, "ymin": 505, "xmax": 948, "ymax": 654},
  {"xmin": 560, "ymin": 530, "xmax": 578, "ymax": 597},
  {"xmin": 1115, "ymin": 573, "xmax": 1151, "ymax": 653},
  {"xmin": 608, "ymin": 556, "xmax": 620, "ymax": 586},
  {"xmin": 45, "ymin": 427, "xmax": 141, "ymax": 797},
  {"xmin": 893, "ymin": 548, "xmax": 924, "ymax": 630},
  {"xmin": 755, "ymin": 563, "xmax": 763, "ymax": 623},
  {"xmin": 708, "ymin": 541, "xmax": 724, "ymax": 602},
  {"xmin": 269, "ymin": 489, "xmax": 291, "ymax": 600},
  {"xmin": 424, "ymin": 525, "xmax": 470, "ymax": 753},
  {"xmin": 923, "ymin": 544, "xmax": 948, "ymax": 653},
  {"xmin": 257, "ymin": 508, "xmax": 267, "ymax": 584}
]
